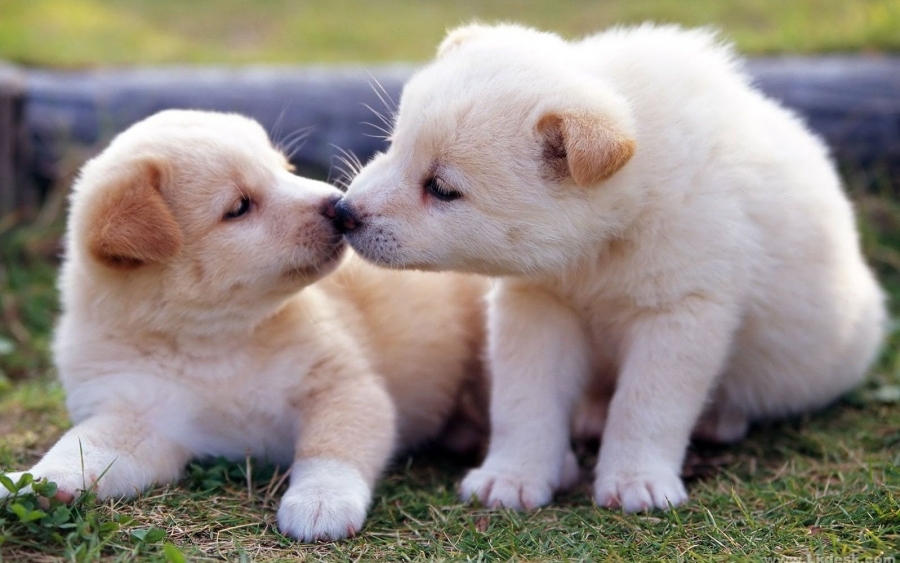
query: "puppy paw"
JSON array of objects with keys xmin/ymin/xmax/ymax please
[
  {"xmin": 594, "ymin": 468, "xmax": 687, "ymax": 512},
  {"xmin": 276, "ymin": 459, "xmax": 371, "ymax": 542},
  {"xmin": 459, "ymin": 468, "xmax": 553, "ymax": 510},
  {"xmin": 459, "ymin": 451, "xmax": 578, "ymax": 510}
]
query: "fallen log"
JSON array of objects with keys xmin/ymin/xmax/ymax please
[
  {"xmin": 745, "ymin": 56, "xmax": 900, "ymax": 176},
  {"xmin": 2, "ymin": 56, "xmax": 899, "ymax": 215}
]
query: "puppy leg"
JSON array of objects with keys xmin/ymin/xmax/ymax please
[
  {"xmin": 277, "ymin": 371, "xmax": 395, "ymax": 542},
  {"xmin": 692, "ymin": 396, "xmax": 750, "ymax": 444},
  {"xmin": 1, "ymin": 413, "xmax": 189, "ymax": 502},
  {"xmin": 594, "ymin": 298, "xmax": 738, "ymax": 512},
  {"xmin": 459, "ymin": 284, "xmax": 589, "ymax": 510},
  {"xmin": 571, "ymin": 388, "xmax": 612, "ymax": 442}
]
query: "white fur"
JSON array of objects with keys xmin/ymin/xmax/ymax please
[
  {"xmin": 339, "ymin": 23, "xmax": 887, "ymax": 512},
  {"xmin": 1, "ymin": 110, "xmax": 489, "ymax": 541},
  {"xmin": 276, "ymin": 458, "xmax": 371, "ymax": 541}
]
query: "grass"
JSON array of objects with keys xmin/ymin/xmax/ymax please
[
  {"xmin": 2, "ymin": 379, "xmax": 899, "ymax": 562},
  {"xmin": 1, "ymin": 1, "xmax": 900, "ymax": 561},
  {"xmin": 0, "ymin": 0, "xmax": 898, "ymax": 67},
  {"xmin": 1, "ymin": 174, "xmax": 899, "ymax": 562},
  {"xmin": 0, "ymin": 376, "xmax": 899, "ymax": 561}
]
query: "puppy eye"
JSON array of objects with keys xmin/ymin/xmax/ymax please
[
  {"xmin": 224, "ymin": 196, "xmax": 252, "ymax": 220},
  {"xmin": 424, "ymin": 176, "xmax": 462, "ymax": 202}
]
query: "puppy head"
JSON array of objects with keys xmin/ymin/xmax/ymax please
[
  {"xmin": 67, "ymin": 110, "xmax": 344, "ymax": 313},
  {"xmin": 338, "ymin": 24, "xmax": 639, "ymax": 276}
]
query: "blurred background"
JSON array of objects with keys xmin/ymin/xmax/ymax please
[
  {"xmin": 0, "ymin": 0, "xmax": 899, "ymax": 402},
  {"xmin": 1, "ymin": 0, "xmax": 898, "ymax": 64}
]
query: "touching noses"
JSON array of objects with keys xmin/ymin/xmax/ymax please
[{"xmin": 321, "ymin": 196, "xmax": 362, "ymax": 234}]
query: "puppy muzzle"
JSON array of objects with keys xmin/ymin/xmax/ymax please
[{"xmin": 331, "ymin": 198, "xmax": 362, "ymax": 234}]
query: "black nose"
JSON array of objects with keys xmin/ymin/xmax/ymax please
[{"xmin": 332, "ymin": 198, "xmax": 361, "ymax": 233}]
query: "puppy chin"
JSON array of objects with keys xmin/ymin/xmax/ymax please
[
  {"xmin": 343, "ymin": 231, "xmax": 476, "ymax": 273},
  {"xmin": 286, "ymin": 238, "xmax": 347, "ymax": 281},
  {"xmin": 342, "ymin": 234, "xmax": 414, "ymax": 271}
]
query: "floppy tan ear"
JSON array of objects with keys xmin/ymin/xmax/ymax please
[
  {"xmin": 437, "ymin": 23, "xmax": 491, "ymax": 58},
  {"xmin": 86, "ymin": 160, "xmax": 182, "ymax": 270},
  {"xmin": 537, "ymin": 111, "xmax": 636, "ymax": 187}
]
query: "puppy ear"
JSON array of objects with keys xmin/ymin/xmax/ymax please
[
  {"xmin": 86, "ymin": 160, "xmax": 182, "ymax": 270},
  {"xmin": 537, "ymin": 111, "xmax": 636, "ymax": 187},
  {"xmin": 437, "ymin": 23, "xmax": 491, "ymax": 58}
]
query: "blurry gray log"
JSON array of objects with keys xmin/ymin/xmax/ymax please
[
  {"xmin": 22, "ymin": 65, "xmax": 413, "ymax": 205},
  {"xmin": 3, "ymin": 56, "xmax": 900, "ymax": 215},
  {"xmin": 746, "ymin": 56, "xmax": 900, "ymax": 175}
]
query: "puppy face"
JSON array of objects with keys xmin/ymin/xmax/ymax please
[
  {"xmin": 68, "ymin": 110, "xmax": 344, "ymax": 313},
  {"xmin": 340, "ymin": 24, "xmax": 637, "ymax": 276}
]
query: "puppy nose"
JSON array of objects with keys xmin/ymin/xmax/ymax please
[
  {"xmin": 320, "ymin": 195, "xmax": 342, "ymax": 220},
  {"xmin": 333, "ymin": 199, "xmax": 361, "ymax": 233}
]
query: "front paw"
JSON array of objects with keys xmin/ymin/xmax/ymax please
[
  {"xmin": 276, "ymin": 459, "xmax": 372, "ymax": 542},
  {"xmin": 594, "ymin": 467, "xmax": 687, "ymax": 512},
  {"xmin": 459, "ymin": 468, "xmax": 553, "ymax": 510},
  {"xmin": 459, "ymin": 451, "xmax": 578, "ymax": 511}
]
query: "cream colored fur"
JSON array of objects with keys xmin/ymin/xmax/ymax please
[
  {"xmin": 0, "ymin": 110, "xmax": 488, "ymax": 541},
  {"xmin": 338, "ymin": 23, "xmax": 887, "ymax": 512}
]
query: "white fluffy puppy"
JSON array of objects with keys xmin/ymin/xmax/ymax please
[
  {"xmin": 0, "ymin": 110, "xmax": 488, "ymax": 541},
  {"xmin": 336, "ymin": 24, "xmax": 887, "ymax": 512}
]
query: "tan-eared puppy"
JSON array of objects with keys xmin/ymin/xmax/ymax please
[
  {"xmin": 0, "ymin": 110, "xmax": 488, "ymax": 541},
  {"xmin": 336, "ymin": 24, "xmax": 887, "ymax": 512}
]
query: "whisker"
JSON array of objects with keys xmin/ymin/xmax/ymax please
[
  {"xmin": 277, "ymin": 126, "xmax": 315, "ymax": 153},
  {"xmin": 362, "ymin": 76, "xmax": 397, "ymax": 139},
  {"xmin": 367, "ymin": 73, "xmax": 398, "ymax": 114},
  {"xmin": 362, "ymin": 103, "xmax": 393, "ymax": 129},
  {"xmin": 333, "ymin": 145, "xmax": 364, "ymax": 174},
  {"xmin": 278, "ymin": 126, "xmax": 317, "ymax": 161},
  {"xmin": 360, "ymin": 121, "xmax": 393, "ymax": 141},
  {"xmin": 330, "ymin": 159, "xmax": 356, "ymax": 191},
  {"xmin": 328, "ymin": 158, "xmax": 353, "ymax": 190},
  {"xmin": 329, "ymin": 167, "xmax": 351, "ymax": 191},
  {"xmin": 269, "ymin": 101, "xmax": 295, "ymax": 146},
  {"xmin": 328, "ymin": 145, "xmax": 365, "ymax": 191}
]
